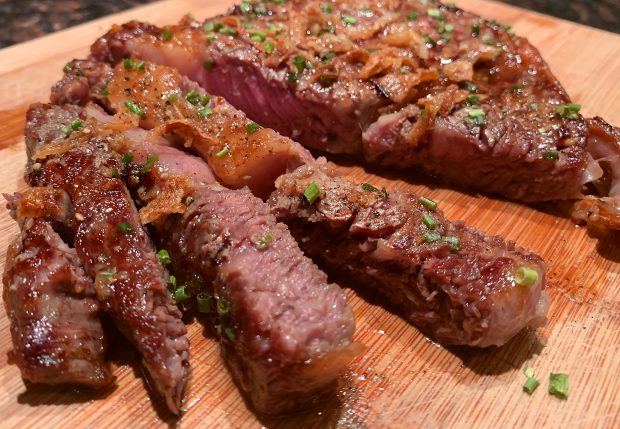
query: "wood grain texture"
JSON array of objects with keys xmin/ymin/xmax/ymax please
[{"xmin": 0, "ymin": 1, "xmax": 619, "ymax": 428}]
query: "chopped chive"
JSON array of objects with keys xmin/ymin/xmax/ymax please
[
  {"xmin": 530, "ymin": 103, "xmax": 538, "ymax": 110},
  {"xmin": 444, "ymin": 23, "xmax": 454, "ymax": 32},
  {"xmin": 199, "ymin": 94, "xmax": 210, "ymax": 105},
  {"xmin": 341, "ymin": 15, "xmax": 357, "ymax": 25},
  {"xmin": 203, "ymin": 59, "xmax": 214, "ymax": 70},
  {"xmin": 467, "ymin": 108, "xmax": 486, "ymax": 126},
  {"xmin": 111, "ymin": 167, "xmax": 120, "ymax": 178},
  {"xmin": 293, "ymin": 55, "xmax": 309, "ymax": 72},
  {"xmin": 255, "ymin": 230, "xmax": 273, "ymax": 250},
  {"xmin": 203, "ymin": 21, "xmax": 221, "ymax": 32},
  {"xmin": 124, "ymin": 100, "xmax": 145, "ymax": 118},
  {"xmin": 167, "ymin": 275, "xmax": 177, "ymax": 288},
  {"xmin": 198, "ymin": 107, "xmax": 213, "ymax": 117},
  {"xmin": 427, "ymin": 8, "xmax": 441, "ymax": 18},
  {"xmin": 422, "ymin": 231, "xmax": 441, "ymax": 243},
  {"xmin": 461, "ymin": 81, "xmax": 479, "ymax": 93},
  {"xmin": 321, "ymin": 51, "xmax": 336, "ymax": 63},
  {"xmin": 222, "ymin": 324, "xmax": 236, "ymax": 340},
  {"xmin": 157, "ymin": 249, "xmax": 171, "ymax": 265},
  {"xmin": 206, "ymin": 33, "xmax": 216, "ymax": 41},
  {"xmin": 515, "ymin": 266, "xmax": 538, "ymax": 287},
  {"xmin": 418, "ymin": 196, "xmax": 437, "ymax": 211},
  {"xmin": 70, "ymin": 119, "xmax": 83, "ymax": 131},
  {"xmin": 167, "ymin": 93, "xmax": 179, "ymax": 103},
  {"xmin": 543, "ymin": 150, "xmax": 560, "ymax": 161},
  {"xmin": 549, "ymin": 373, "xmax": 569, "ymax": 398},
  {"xmin": 239, "ymin": 1, "xmax": 252, "ymax": 13},
  {"xmin": 250, "ymin": 31, "xmax": 266, "ymax": 42},
  {"xmin": 380, "ymin": 187, "xmax": 389, "ymax": 198},
  {"xmin": 135, "ymin": 61, "xmax": 146, "ymax": 71},
  {"xmin": 173, "ymin": 285, "xmax": 190, "ymax": 302},
  {"xmin": 407, "ymin": 11, "xmax": 418, "ymax": 21},
  {"xmin": 524, "ymin": 364, "xmax": 535, "ymax": 378},
  {"xmin": 162, "ymin": 27, "xmax": 173, "ymax": 42},
  {"xmin": 322, "ymin": 3, "xmax": 332, "ymax": 13},
  {"xmin": 219, "ymin": 26, "xmax": 238, "ymax": 37},
  {"xmin": 217, "ymin": 297, "xmax": 230, "ymax": 317},
  {"xmin": 197, "ymin": 293, "xmax": 213, "ymax": 313},
  {"xmin": 467, "ymin": 95, "xmax": 480, "ymax": 106},
  {"xmin": 121, "ymin": 152, "xmax": 134, "ymax": 164},
  {"xmin": 215, "ymin": 146, "xmax": 229, "ymax": 158},
  {"xmin": 319, "ymin": 75, "xmax": 337, "ymax": 87},
  {"xmin": 421, "ymin": 213, "xmax": 436, "ymax": 230},
  {"xmin": 118, "ymin": 222, "xmax": 133, "ymax": 234},
  {"xmin": 264, "ymin": 41, "xmax": 275, "ymax": 54},
  {"xmin": 246, "ymin": 122, "xmax": 260, "ymax": 133},
  {"xmin": 471, "ymin": 23, "xmax": 480, "ymax": 37},
  {"xmin": 523, "ymin": 377, "xmax": 540, "ymax": 394},
  {"xmin": 185, "ymin": 90, "xmax": 200, "ymax": 105},
  {"xmin": 59, "ymin": 125, "xmax": 71, "ymax": 135},
  {"xmin": 361, "ymin": 183, "xmax": 377, "ymax": 192},
  {"xmin": 556, "ymin": 103, "xmax": 581, "ymax": 120},
  {"xmin": 303, "ymin": 181, "xmax": 321, "ymax": 204},
  {"xmin": 101, "ymin": 267, "xmax": 117, "ymax": 280},
  {"xmin": 100, "ymin": 86, "xmax": 110, "ymax": 96},
  {"xmin": 287, "ymin": 71, "xmax": 298, "ymax": 83},
  {"xmin": 123, "ymin": 58, "xmax": 133, "ymax": 69},
  {"xmin": 443, "ymin": 235, "xmax": 460, "ymax": 252},
  {"xmin": 63, "ymin": 61, "xmax": 74, "ymax": 73},
  {"xmin": 140, "ymin": 154, "xmax": 158, "ymax": 174}
]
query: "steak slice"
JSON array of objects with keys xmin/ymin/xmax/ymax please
[
  {"xmin": 268, "ymin": 160, "xmax": 548, "ymax": 347},
  {"xmin": 112, "ymin": 132, "xmax": 360, "ymax": 414},
  {"xmin": 89, "ymin": 2, "xmax": 620, "ymax": 227},
  {"xmin": 24, "ymin": 103, "xmax": 189, "ymax": 413},
  {"xmin": 51, "ymin": 57, "xmax": 313, "ymax": 197},
  {"xmin": 3, "ymin": 188, "xmax": 113, "ymax": 388}
]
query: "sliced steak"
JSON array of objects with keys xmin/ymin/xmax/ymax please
[
  {"xmin": 89, "ymin": 3, "xmax": 589, "ymax": 203},
  {"xmin": 24, "ymin": 103, "xmax": 189, "ymax": 413},
  {"xmin": 52, "ymin": 57, "xmax": 312, "ymax": 197},
  {"xmin": 113, "ymin": 134, "xmax": 360, "ymax": 414},
  {"xmin": 3, "ymin": 188, "xmax": 112, "ymax": 388},
  {"xmin": 268, "ymin": 160, "xmax": 548, "ymax": 347}
]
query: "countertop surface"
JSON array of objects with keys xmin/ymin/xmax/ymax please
[{"xmin": 0, "ymin": 0, "xmax": 618, "ymax": 49}]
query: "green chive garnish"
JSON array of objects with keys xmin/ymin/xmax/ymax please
[
  {"xmin": 341, "ymin": 15, "xmax": 357, "ymax": 25},
  {"xmin": 548, "ymin": 373, "xmax": 569, "ymax": 398},
  {"xmin": 111, "ymin": 167, "xmax": 120, "ymax": 178},
  {"xmin": 422, "ymin": 231, "xmax": 441, "ymax": 243},
  {"xmin": 467, "ymin": 95, "xmax": 480, "ymax": 106},
  {"xmin": 157, "ymin": 249, "xmax": 171, "ymax": 265},
  {"xmin": 185, "ymin": 90, "xmax": 200, "ymax": 105},
  {"xmin": 215, "ymin": 146, "xmax": 229, "ymax": 158},
  {"xmin": 421, "ymin": 213, "xmax": 436, "ymax": 229},
  {"xmin": 123, "ymin": 58, "xmax": 133, "ymax": 69},
  {"xmin": 250, "ymin": 31, "xmax": 266, "ymax": 42},
  {"xmin": 162, "ymin": 27, "xmax": 173, "ymax": 42},
  {"xmin": 122, "ymin": 152, "xmax": 134, "ymax": 164},
  {"xmin": 217, "ymin": 297, "xmax": 230, "ymax": 317},
  {"xmin": 239, "ymin": 1, "xmax": 252, "ymax": 13},
  {"xmin": 219, "ymin": 26, "xmax": 238, "ymax": 37},
  {"xmin": 255, "ymin": 230, "xmax": 273, "ymax": 250},
  {"xmin": 63, "ymin": 61, "xmax": 74, "ymax": 73},
  {"xmin": 264, "ymin": 41, "xmax": 275, "ymax": 54},
  {"xmin": 443, "ymin": 236, "xmax": 460, "ymax": 252},
  {"xmin": 523, "ymin": 376, "xmax": 540, "ymax": 394},
  {"xmin": 418, "ymin": 196, "xmax": 437, "ymax": 211},
  {"xmin": 198, "ymin": 107, "xmax": 213, "ymax": 117},
  {"xmin": 173, "ymin": 285, "xmax": 190, "ymax": 302},
  {"xmin": 141, "ymin": 154, "xmax": 158, "ymax": 174},
  {"xmin": 471, "ymin": 23, "xmax": 480, "ymax": 37},
  {"xmin": 407, "ymin": 11, "xmax": 418, "ymax": 21},
  {"xmin": 303, "ymin": 181, "xmax": 321, "ymax": 204},
  {"xmin": 427, "ymin": 9, "xmax": 441, "ymax": 18},
  {"xmin": 514, "ymin": 266, "xmax": 538, "ymax": 287},
  {"xmin": 246, "ymin": 122, "xmax": 260, "ymax": 133},
  {"xmin": 467, "ymin": 108, "xmax": 486, "ymax": 126},
  {"xmin": 197, "ymin": 293, "xmax": 212, "ymax": 313},
  {"xmin": 118, "ymin": 222, "xmax": 133, "ymax": 234},
  {"xmin": 556, "ymin": 103, "xmax": 581, "ymax": 120},
  {"xmin": 124, "ymin": 100, "xmax": 145, "ymax": 118},
  {"xmin": 70, "ymin": 119, "xmax": 83, "ymax": 131},
  {"xmin": 543, "ymin": 150, "xmax": 560, "ymax": 161},
  {"xmin": 167, "ymin": 93, "xmax": 179, "ymax": 103},
  {"xmin": 167, "ymin": 275, "xmax": 177, "ymax": 288},
  {"xmin": 222, "ymin": 324, "xmax": 236, "ymax": 340},
  {"xmin": 135, "ymin": 61, "xmax": 146, "ymax": 71},
  {"xmin": 361, "ymin": 183, "xmax": 377, "ymax": 192},
  {"xmin": 461, "ymin": 81, "xmax": 479, "ymax": 93}
]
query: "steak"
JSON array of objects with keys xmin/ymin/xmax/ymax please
[
  {"xmin": 113, "ymin": 132, "xmax": 360, "ymax": 414},
  {"xmin": 24, "ymin": 103, "xmax": 190, "ymax": 413},
  {"xmin": 3, "ymin": 188, "xmax": 112, "ymax": 387},
  {"xmin": 89, "ymin": 1, "xmax": 620, "ymax": 227},
  {"xmin": 269, "ymin": 160, "xmax": 548, "ymax": 347}
]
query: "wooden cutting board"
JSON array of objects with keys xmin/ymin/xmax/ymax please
[{"xmin": 1, "ymin": 1, "xmax": 619, "ymax": 427}]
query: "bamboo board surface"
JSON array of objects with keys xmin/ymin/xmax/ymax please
[{"xmin": 0, "ymin": 1, "xmax": 619, "ymax": 428}]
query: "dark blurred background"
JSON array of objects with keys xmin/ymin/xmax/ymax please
[{"xmin": 0, "ymin": 0, "xmax": 618, "ymax": 49}]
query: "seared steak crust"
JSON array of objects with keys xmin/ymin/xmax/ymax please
[
  {"xmin": 269, "ymin": 160, "xmax": 548, "ymax": 347},
  {"xmin": 120, "ymin": 138, "xmax": 359, "ymax": 414},
  {"xmin": 3, "ymin": 192, "xmax": 112, "ymax": 388},
  {"xmin": 90, "ymin": 1, "xmax": 588, "ymax": 202},
  {"xmin": 24, "ymin": 104, "xmax": 189, "ymax": 413}
]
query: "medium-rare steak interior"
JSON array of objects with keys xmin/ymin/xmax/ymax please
[{"xmin": 90, "ymin": 0, "xmax": 620, "ymax": 229}]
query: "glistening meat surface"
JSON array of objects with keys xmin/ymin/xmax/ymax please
[
  {"xmin": 269, "ymin": 160, "xmax": 548, "ymax": 347},
  {"xmin": 23, "ymin": 103, "xmax": 190, "ymax": 413},
  {"xmin": 89, "ymin": 1, "xmax": 620, "ymax": 228}
]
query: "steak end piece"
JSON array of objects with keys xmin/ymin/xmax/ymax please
[{"xmin": 269, "ymin": 160, "xmax": 549, "ymax": 348}]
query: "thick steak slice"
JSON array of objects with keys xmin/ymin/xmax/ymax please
[
  {"xmin": 51, "ymin": 58, "xmax": 312, "ymax": 197},
  {"xmin": 268, "ymin": 160, "xmax": 548, "ymax": 347},
  {"xmin": 24, "ymin": 103, "xmax": 189, "ymax": 413},
  {"xmin": 116, "ymin": 135, "xmax": 360, "ymax": 414},
  {"xmin": 90, "ymin": 2, "xmax": 589, "ymax": 203},
  {"xmin": 3, "ymin": 189, "xmax": 112, "ymax": 388}
]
